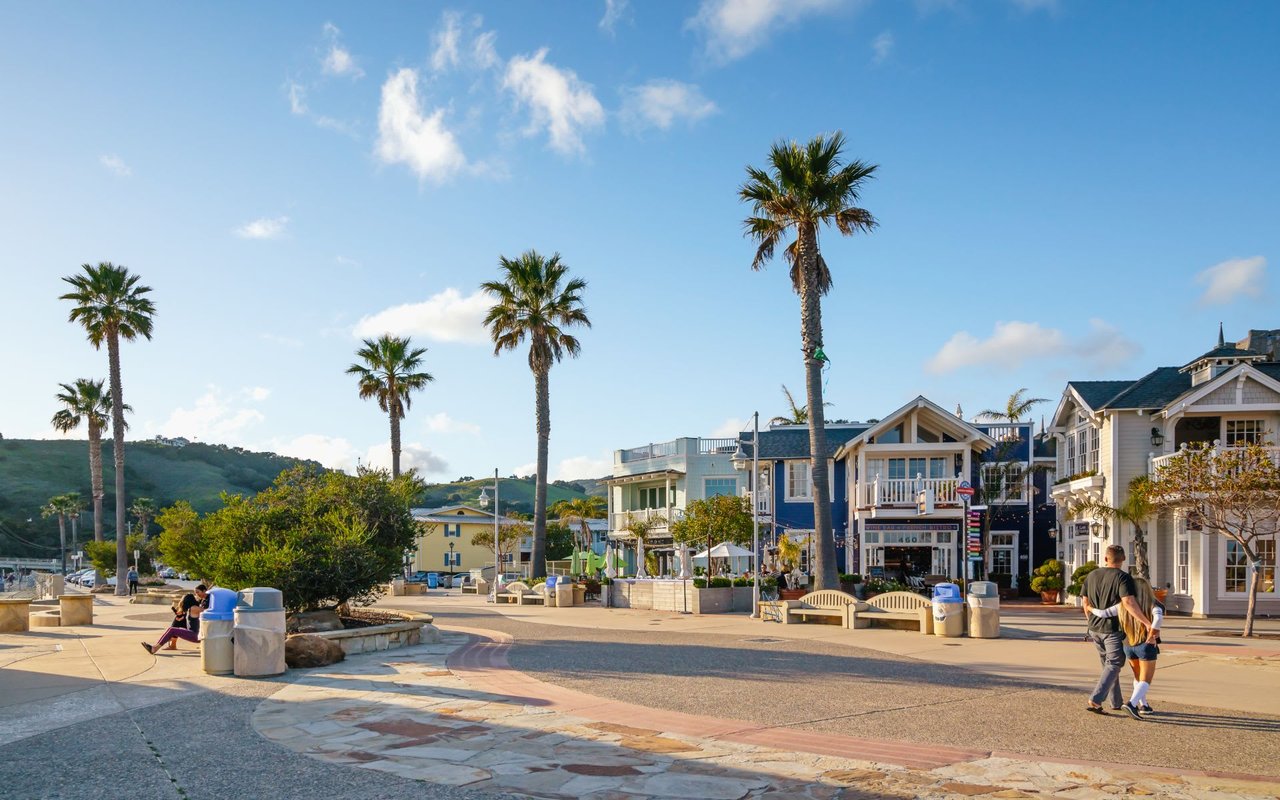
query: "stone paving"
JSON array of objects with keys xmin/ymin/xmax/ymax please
[{"xmin": 252, "ymin": 630, "xmax": 1280, "ymax": 800}]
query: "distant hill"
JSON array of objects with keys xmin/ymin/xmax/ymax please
[
  {"xmin": 0, "ymin": 438, "xmax": 321, "ymax": 557},
  {"xmin": 416, "ymin": 474, "xmax": 606, "ymax": 517}
]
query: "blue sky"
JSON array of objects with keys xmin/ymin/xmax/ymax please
[{"xmin": 2, "ymin": 1, "xmax": 1277, "ymax": 481}]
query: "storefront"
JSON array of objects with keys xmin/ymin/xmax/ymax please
[{"xmin": 861, "ymin": 522, "xmax": 961, "ymax": 581}]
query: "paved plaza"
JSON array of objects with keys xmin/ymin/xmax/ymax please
[{"xmin": 1, "ymin": 590, "xmax": 1278, "ymax": 799}]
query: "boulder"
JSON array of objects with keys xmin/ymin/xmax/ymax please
[
  {"xmin": 284, "ymin": 634, "xmax": 346, "ymax": 668},
  {"xmin": 287, "ymin": 609, "xmax": 344, "ymax": 633}
]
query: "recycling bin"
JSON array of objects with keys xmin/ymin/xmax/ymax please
[
  {"xmin": 931, "ymin": 582, "xmax": 965, "ymax": 638},
  {"xmin": 201, "ymin": 588, "xmax": 237, "ymax": 675},
  {"xmin": 967, "ymin": 580, "xmax": 1000, "ymax": 639},
  {"xmin": 427, "ymin": 573, "xmax": 439, "ymax": 590},
  {"xmin": 545, "ymin": 575, "xmax": 559, "ymax": 607},
  {"xmin": 233, "ymin": 587, "xmax": 287, "ymax": 677}
]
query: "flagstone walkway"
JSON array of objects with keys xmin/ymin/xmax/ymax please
[{"xmin": 252, "ymin": 628, "xmax": 1280, "ymax": 800}]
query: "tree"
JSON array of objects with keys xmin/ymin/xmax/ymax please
[
  {"xmin": 741, "ymin": 133, "xmax": 877, "ymax": 590},
  {"xmin": 671, "ymin": 494, "xmax": 755, "ymax": 578},
  {"xmin": 553, "ymin": 496, "xmax": 606, "ymax": 555},
  {"xmin": 61, "ymin": 262, "xmax": 155, "ymax": 596},
  {"xmin": 346, "ymin": 335, "xmax": 434, "ymax": 479},
  {"xmin": 470, "ymin": 521, "xmax": 529, "ymax": 573},
  {"xmin": 41, "ymin": 494, "xmax": 73, "ymax": 573},
  {"xmin": 130, "ymin": 497, "xmax": 157, "ymax": 539},
  {"xmin": 155, "ymin": 501, "xmax": 206, "ymax": 578},
  {"xmin": 481, "ymin": 250, "xmax": 591, "ymax": 579},
  {"xmin": 1147, "ymin": 442, "xmax": 1280, "ymax": 636},
  {"xmin": 1073, "ymin": 476, "xmax": 1157, "ymax": 580},
  {"xmin": 976, "ymin": 388, "xmax": 1048, "ymax": 423},
  {"xmin": 769, "ymin": 384, "xmax": 831, "ymax": 426},
  {"xmin": 51, "ymin": 378, "xmax": 125, "ymax": 543},
  {"xmin": 620, "ymin": 512, "xmax": 664, "ymax": 578}
]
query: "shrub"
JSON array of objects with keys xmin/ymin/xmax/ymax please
[
  {"xmin": 708, "ymin": 577, "xmax": 732, "ymax": 588},
  {"xmin": 732, "ymin": 576, "xmax": 752, "ymax": 587},
  {"xmin": 1030, "ymin": 558, "xmax": 1065, "ymax": 594},
  {"xmin": 1067, "ymin": 561, "xmax": 1099, "ymax": 596},
  {"xmin": 693, "ymin": 577, "xmax": 706, "ymax": 588},
  {"xmin": 838, "ymin": 573, "xmax": 862, "ymax": 584}
]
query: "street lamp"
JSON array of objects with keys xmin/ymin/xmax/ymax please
[
  {"xmin": 448, "ymin": 541, "xmax": 455, "ymax": 585},
  {"xmin": 732, "ymin": 412, "xmax": 762, "ymax": 618},
  {"xmin": 478, "ymin": 469, "xmax": 499, "ymax": 602}
]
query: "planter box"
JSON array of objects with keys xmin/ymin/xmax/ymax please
[
  {"xmin": 311, "ymin": 610, "xmax": 439, "ymax": 656},
  {"xmin": 689, "ymin": 586, "xmax": 732, "ymax": 614},
  {"xmin": 731, "ymin": 586, "xmax": 754, "ymax": 612}
]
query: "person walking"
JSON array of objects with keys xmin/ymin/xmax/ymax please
[
  {"xmin": 1089, "ymin": 576, "xmax": 1163, "ymax": 716},
  {"xmin": 126, "ymin": 567, "xmax": 139, "ymax": 596},
  {"xmin": 1081, "ymin": 545, "xmax": 1153, "ymax": 718}
]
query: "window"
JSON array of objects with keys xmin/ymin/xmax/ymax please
[
  {"xmin": 1226, "ymin": 538, "xmax": 1276, "ymax": 594},
  {"xmin": 1176, "ymin": 538, "xmax": 1189, "ymax": 595},
  {"xmin": 875, "ymin": 424, "xmax": 903, "ymax": 444},
  {"xmin": 786, "ymin": 462, "xmax": 812, "ymax": 500},
  {"xmin": 1065, "ymin": 434, "xmax": 1077, "ymax": 477},
  {"xmin": 704, "ymin": 478, "xmax": 737, "ymax": 498},
  {"xmin": 991, "ymin": 549, "xmax": 1013, "ymax": 574},
  {"xmin": 636, "ymin": 486, "xmax": 667, "ymax": 509},
  {"xmin": 1091, "ymin": 539, "xmax": 1100, "ymax": 566},
  {"xmin": 990, "ymin": 532, "xmax": 1015, "ymax": 547},
  {"xmin": 442, "ymin": 552, "xmax": 461, "ymax": 567},
  {"xmin": 981, "ymin": 464, "xmax": 1026, "ymax": 502},
  {"xmin": 1226, "ymin": 419, "xmax": 1265, "ymax": 446},
  {"xmin": 869, "ymin": 458, "xmax": 949, "ymax": 482}
]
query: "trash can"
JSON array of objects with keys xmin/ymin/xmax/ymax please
[
  {"xmin": 427, "ymin": 572, "xmax": 439, "ymax": 590},
  {"xmin": 201, "ymin": 588, "xmax": 237, "ymax": 675},
  {"xmin": 967, "ymin": 580, "xmax": 1000, "ymax": 639},
  {"xmin": 233, "ymin": 587, "xmax": 287, "ymax": 677},
  {"xmin": 572, "ymin": 582, "xmax": 586, "ymax": 606},
  {"xmin": 932, "ymin": 582, "xmax": 965, "ymax": 638},
  {"xmin": 555, "ymin": 581, "xmax": 574, "ymax": 607},
  {"xmin": 544, "ymin": 576, "xmax": 559, "ymax": 607}
]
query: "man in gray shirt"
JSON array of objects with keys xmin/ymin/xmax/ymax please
[{"xmin": 1081, "ymin": 544, "xmax": 1152, "ymax": 717}]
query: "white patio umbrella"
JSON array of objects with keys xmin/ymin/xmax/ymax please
[{"xmin": 692, "ymin": 541, "xmax": 755, "ymax": 574}]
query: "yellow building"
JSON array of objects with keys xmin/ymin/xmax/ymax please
[{"xmin": 410, "ymin": 505, "xmax": 526, "ymax": 578}]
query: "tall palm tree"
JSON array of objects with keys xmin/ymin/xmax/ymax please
[
  {"xmin": 977, "ymin": 388, "xmax": 1048, "ymax": 423},
  {"xmin": 555, "ymin": 496, "xmax": 606, "ymax": 556},
  {"xmin": 52, "ymin": 378, "xmax": 124, "ymax": 543},
  {"xmin": 482, "ymin": 250, "xmax": 590, "ymax": 580},
  {"xmin": 741, "ymin": 132, "xmax": 877, "ymax": 589},
  {"xmin": 1074, "ymin": 476, "xmax": 1156, "ymax": 580},
  {"xmin": 61, "ymin": 263, "xmax": 155, "ymax": 596},
  {"xmin": 130, "ymin": 497, "xmax": 157, "ymax": 539},
  {"xmin": 42, "ymin": 494, "xmax": 76, "ymax": 574},
  {"xmin": 63, "ymin": 492, "xmax": 85, "ymax": 554},
  {"xmin": 346, "ymin": 335, "xmax": 434, "ymax": 478}
]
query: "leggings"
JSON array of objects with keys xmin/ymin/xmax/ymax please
[{"xmin": 155, "ymin": 627, "xmax": 199, "ymax": 648}]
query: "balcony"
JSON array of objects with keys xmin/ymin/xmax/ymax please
[
  {"xmin": 859, "ymin": 477, "xmax": 958, "ymax": 508},
  {"xmin": 1050, "ymin": 471, "xmax": 1105, "ymax": 499},
  {"xmin": 617, "ymin": 437, "xmax": 740, "ymax": 464},
  {"xmin": 610, "ymin": 507, "xmax": 684, "ymax": 533},
  {"xmin": 1150, "ymin": 446, "xmax": 1280, "ymax": 475},
  {"xmin": 741, "ymin": 487, "xmax": 772, "ymax": 517}
]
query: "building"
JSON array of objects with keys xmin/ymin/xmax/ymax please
[
  {"xmin": 1049, "ymin": 327, "xmax": 1280, "ymax": 616},
  {"xmin": 409, "ymin": 505, "xmax": 526, "ymax": 577}
]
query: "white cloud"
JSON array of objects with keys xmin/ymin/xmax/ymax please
[
  {"xmin": 620, "ymin": 80, "xmax": 717, "ymax": 131},
  {"xmin": 147, "ymin": 387, "xmax": 267, "ymax": 442},
  {"xmin": 473, "ymin": 31, "xmax": 500, "ymax": 70},
  {"xmin": 1195, "ymin": 256, "xmax": 1266, "ymax": 306},
  {"xmin": 503, "ymin": 49, "xmax": 605, "ymax": 155},
  {"xmin": 511, "ymin": 461, "xmax": 537, "ymax": 478},
  {"xmin": 269, "ymin": 433, "xmax": 361, "ymax": 471},
  {"xmin": 321, "ymin": 22, "xmax": 363, "ymax": 78},
  {"xmin": 926, "ymin": 319, "xmax": 1139, "ymax": 374},
  {"xmin": 363, "ymin": 442, "xmax": 449, "ymax": 475},
  {"xmin": 555, "ymin": 454, "xmax": 613, "ymax": 481},
  {"xmin": 600, "ymin": 0, "xmax": 630, "ymax": 35},
  {"xmin": 871, "ymin": 30, "xmax": 894, "ymax": 64},
  {"xmin": 711, "ymin": 417, "xmax": 747, "ymax": 438},
  {"xmin": 353, "ymin": 287, "xmax": 491, "ymax": 344},
  {"xmin": 99, "ymin": 154, "xmax": 131, "ymax": 177},
  {"xmin": 335, "ymin": 255, "xmax": 362, "ymax": 268},
  {"xmin": 234, "ymin": 216, "xmax": 289, "ymax": 240},
  {"xmin": 287, "ymin": 80, "xmax": 308, "ymax": 115},
  {"xmin": 429, "ymin": 12, "xmax": 500, "ymax": 73},
  {"xmin": 375, "ymin": 68, "xmax": 467, "ymax": 183},
  {"xmin": 431, "ymin": 11, "xmax": 463, "ymax": 72},
  {"xmin": 245, "ymin": 387, "xmax": 271, "ymax": 402},
  {"xmin": 424, "ymin": 412, "xmax": 481, "ymax": 435},
  {"xmin": 285, "ymin": 79, "xmax": 357, "ymax": 135},
  {"xmin": 687, "ymin": 0, "xmax": 849, "ymax": 64}
]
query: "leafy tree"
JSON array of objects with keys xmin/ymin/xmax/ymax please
[
  {"xmin": 85, "ymin": 533, "xmax": 156, "ymax": 577},
  {"xmin": 346, "ymin": 335, "xmax": 434, "ymax": 478},
  {"xmin": 671, "ymin": 494, "xmax": 755, "ymax": 578},
  {"xmin": 470, "ymin": 521, "xmax": 529, "ymax": 571},
  {"xmin": 131, "ymin": 496, "xmax": 157, "ymax": 539},
  {"xmin": 52, "ymin": 378, "xmax": 125, "ymax": 543},
  {"xmin": 481, "ymin": 250, "xmax": 590, "ymax": 579},
  {"xmin": 61, "ymin": 262, "xmax": 155, "ymax": 596},
  {"xmin": 1072, "ymin": 476, "xmax": 1157, "ymax": 579},
  {"xmin": 41, "ymin": 494, "xmax": 75, "ymax": 572},
  {"xmin": 1030, "ymin": 558, "xmax": 1065, "ymax": 597},
  {"xmin": 1147, "ymin": 442, "xmax": 1280, "ymax": 636},
  {"xmin": 741, "ymin": 133, "xmax": 877, "ymax": 589},
  {"xmin": 545, "ymin": 522, "xmax": 575, "ymax": 561},
  {"xmin": 155, "ymin": 501, "xmax": 206, "ymax": 578},
  {"xmin": 553, "ymin": 496, "xmax": 606, "ymax": 555}
]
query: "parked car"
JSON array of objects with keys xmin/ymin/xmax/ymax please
[
  {"xmin": 406, "ymin": 571, "xmax": 430, "ymax": 584},
  {"xmin": 80, "ymin": 573, "xmax": 96, "ymax": 588},
  {"xmin": 447, "ymin": 574, "xmax": 467, "ymax": 588},
  {"xmin": 158, "ymin": 567, "xmax": 177, "ymax": 579}
]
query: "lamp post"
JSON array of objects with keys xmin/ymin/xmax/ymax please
[
  {"xmin": 448, "ymin": 541, "xmax": 455, "ymax": 585},
  {"xmin": 732, "ymin": 412, "xmax": 762, "ymax": 619},
  {"xmin": 478, "ymin": 469, "xmax": 499, "ymax": 602}
]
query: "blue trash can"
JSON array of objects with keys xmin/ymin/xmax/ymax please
[
  {"xmin": 427, "ymin": 573, "xmax": 439, "ymax": 589},
  {"xmin": 932, "ymin": 582, "xmax": 965, "ymax": 637}
]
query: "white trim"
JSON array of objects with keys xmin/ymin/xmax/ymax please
[{"xmin": 1158, "ymin": 363, "xmax": 1280, "ymax": 421}]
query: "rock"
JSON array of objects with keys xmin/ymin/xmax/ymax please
[
  {"xmin": 285, "ymin": 634, "xmax": 346, "ymax": 668},
  {"xmin": 288, "ymin": 609, "xmax": 344, "ymax": 633}
]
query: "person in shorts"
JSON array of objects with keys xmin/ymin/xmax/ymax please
[
  {"xmin": 1081, "ymin": 545, "xmax": 1153, "ymax": 718},
  {"xmin": 1089, "ymin": 576, "xmax": 1163, "ymax": 716}
]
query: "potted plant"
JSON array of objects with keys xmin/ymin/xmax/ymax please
[
  {"xmin": 776, "ymin": 536, "xmax": 807, "ymax": 600},
  {"xmin": 1066, "ymin": 561, "xmax": 1098, "ymax": 599},
  {"xmin": 838, "ymin": 573, "xmax": 862, "ymax": 597},
  {"xmin": 1154, "ymin": 583, "xmax": 1169, "ymax": 604},
  {"xmin": 1030, "ymin": 558, "xmax": 1065, "ymax": 604}
]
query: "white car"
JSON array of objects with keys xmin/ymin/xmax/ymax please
[{"xmin": 80, "ymin": 573, "xmax": 96, "ymax": 588}]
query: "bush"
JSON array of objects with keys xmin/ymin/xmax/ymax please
[
  {"xmin": 708, "ymin": 577, "xmax": 732, "ymax": 588},
  {"xmin": 693, "ymin": 577, "xmax": 706, "ymax": 588},
  {"xmin": 838, "ymin": 573, "xmax": 862, "ymax": 584},
  {"xmin": 1030, "ymin": 558, "xmax": 1065, "ymax": 594},
  {"xmin": 1068, "ymin": 561, "xmax": 1099, "ymax": 596},
  {"xmin": 732, "ymin": 576, "xmax": 752, "ymax": 587},
  {"xmin": 84, "ymin": 533, "xmax": 157, "ymax": 576}
]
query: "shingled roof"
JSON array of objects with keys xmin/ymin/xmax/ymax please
[
  {"xmin": 1181, "ymin": 345, "xmax": 1261, "ymax": 369},
  {"xmin": 1066, "ymin": 380, "xmax": 1135, "ymax": 410},
  {"xmin": 1099, "ymin": 367, "xmax": 1192, "ymax": 410},
  {"xmin": 736, "ymin": 425, "xmax": 868, "ymax": 460}
]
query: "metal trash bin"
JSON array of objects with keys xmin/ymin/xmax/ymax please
[
  {"xmin": 967, "ymin": 580, "xmax": 1000, "ymax": 638},
  {"xmin": 201, "ymin": 588, "xmax": 237, "ymax": 675},
  {"xmin": 932, "ymin": 582, "xmax": 965, "ymax": 638},
  {"xmin": 233, "ymin": 587, "xmax": 287, "ymax": 677}
]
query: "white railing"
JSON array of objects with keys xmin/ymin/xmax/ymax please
[
  {"xmin": 741, "ymin": 488, "xmax": 771, "ymax": 516},
  {"xmin": 982, "ymin": 422, "xmax": 1024, "ymax": 442},
  {"xmin": 860, "ymin": 477, "xmax": 958, "ymax": 507},
  {"xmin": 1150, "ymin": 446, "xmax": 1280, "ymax": 475},
  {"xmin": 610, "ymin": 508, "xmax": 683, "ymax": 531},
  {"xmin": 619, "ymin": 440, "xmax": 679, "ymax": 463},
  {"xmin": 698, "ymin": 437, "xmax": 739, "ymax": 455}
]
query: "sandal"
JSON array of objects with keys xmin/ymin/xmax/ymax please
[
  {"xmin": 142, "ymin": 643, "xmax": 154, "ymax": 655},
  {"xmin": 1085, "ymin": 705, "xmax": 1107, "ymax": 715}
]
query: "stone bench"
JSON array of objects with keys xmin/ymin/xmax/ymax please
[
  {"xmin": 59, "ymin": 594, "xmax": 94, "ymax": 626},
  {"xmin": 0, "ymin": 598, "xmax": 31, "ymax": 632},
  {"xmin": 30, "ymin": 610, "xmax": 62, "ymax": 628}
]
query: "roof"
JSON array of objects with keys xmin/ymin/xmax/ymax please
[
  {"xmin": 1098, "ymin": 367, "xmax": 1191, "ymax": 410},
  {"xmin": 1257, "ymin": 364, "xmax": 1280, "ymax": 382},
  {"xmin": 1066, "ymin": 380, "xmax": 1135, "ymax": 410},
  {"xmin": 411, "ymin": 504, "xmax": 522, "ymax": 525},
  {"xmin": 1033, "ymin": 435, "xmax": 1057, "ymax": 458},
  {"xmin": 1181, "ymin": 345, "xmax": 1260, "ymax": 369},
  {"xmin": 735, "ymin": 424, "xmax": 867, "ymax": 461}
]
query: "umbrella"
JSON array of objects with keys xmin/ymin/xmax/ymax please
[{"xmin": 692, "ymin": 541, "xmax": 755, "ymax": 575}]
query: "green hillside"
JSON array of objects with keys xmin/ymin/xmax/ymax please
[
  {"xmin": 0, "ymin": 439, "xmax": 321, "ymax": 556},
  {"xmin": 417, "ymin": 475, "xmax": 603, "ymax": 516}
]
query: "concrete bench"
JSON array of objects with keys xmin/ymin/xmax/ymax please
[
  {"xmin": 850, "ymin": 590, "xmax": 931, "ymax": 631},
  {"xmin": 0, "ymin": 598, "xmax": 31, "ymax": 632},
  {"xmin": 782, "ymin": 590, "xmax": 864, "ymax": 627},
  {"xmin": 59, "ymin": 594, "xmax": 94, "ymax": 626}
]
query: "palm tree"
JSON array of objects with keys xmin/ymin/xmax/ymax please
[
  {"xmin": 1074, "ymin": 476, "xmax": 1157, "ymax": 580},
  {"xmin": 768, "ymin": 384, "xmax": 833, "ymax": 426},
  {"xmin": 131, "ymin": 497, "xmax": 157, "ymax": 539},
  {"xmin": 622, "ymin": 512, "xmax": 664, "ymax": 578},
  {"xmin": 554, "ymin": 496, "xmax": 606, "ymax": 556},
  {"xmin": 977, "ymin": 388, "xmax": 1048, "ymax": 423},
  {"xmin": 63, "ymin": 492, "xmax": 85, "ymax": 554},
  {"xmin": 52, "ymin": 378, "xmax": 125, "ymax": 543},
  {"xmin": 741, "ymin": 132, "xmax": 877, "ymax": 589},
  {"xmin": 346, "ymin": 335, "xmax": 434, "ymax": 478},
  {"xmin": 61, "ymin": 263, "xmax": 155, "ymax": 596},
  {"xmin": 482, "ymin": 250, "xmax": 591, "ymax": 580},
  {"xmin": 41, "ymin": 494, "xmax": 77, "ymax": 574}
]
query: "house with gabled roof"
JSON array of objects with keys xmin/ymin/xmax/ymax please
[{"xmin": 1050, "ymin": 326, "xmax": 1280, "ymax": 616}]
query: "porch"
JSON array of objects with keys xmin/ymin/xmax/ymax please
[{"xmin": 858, "ymin": 477, "xmax": 960, "ymax": 510}]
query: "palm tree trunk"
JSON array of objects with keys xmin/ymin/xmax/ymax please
[
  {"xmin": 107, "ymin": 333, "xmax": 129, "ymax": 597},
  {"xmin": 88, "ymin": 421, "xmax": 105, "ymax": 542},
  {"xmin": 796, "ymin": 227, "xmax": 836, "ymax": 590},
  {"xmin": 1132, "ymin": 522, "xmax": 1149, "ymax": 580},
  {"xmin": 532, "ymin": 366, "xmax": 550, "ymax": 579},
  {"xmin": 57, "ymin": 514, "xmax": 67, "ymax": 575},
  {"xmin": 389, "ymin": 405, "xmax": 402, "ymax": 479}
]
